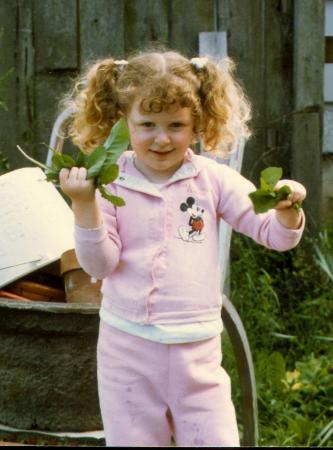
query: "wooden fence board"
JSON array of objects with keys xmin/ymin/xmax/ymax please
[
  {"xmin": 226, "ymin": 0, "xmax": 266, "ymax": 181},
  {"xmin": 263, "ymin": 0, "xmax": 293, "ymax": 174},
  {"xmin": 216, "ymin": 0, "xmax": 230, "ymax": 31},
  {"xmin": 33, "ymin": 0, "xmax": 77, "ymax": 71},
  {"xmin": 124, "ymin": 0, "xmax": 169, "ymax": 54},
  {"xmin": 79, "ymin": 0, "xmax": 125, "ymax": 68},
  {"xmin": 170, "ymin": 0, "xmax": 215, "ymax": 57},
  {"xmin": 292, "ymin": 0, "xmax": 324, "ymax": 230},
  {"xmin": 34, "ymin": 73, "xmax": 74, "ymax": 162},
  {"xmin": 264, "ymin": 0, "xmax": 293, "ymax": 121},
  {"xmin": 0, "ymin": 1, "xmax": 17, "ymax": 169},
  {"xmin": 16, "ymin": 0, "xmax": 36, "ymax": 163},
  {"xmin": 293, "ymin": 0, "xmax": 325, "ymax": 110},
  {"xmin": 292, "ymin": 112, "xmax": 322, "ymax": 231}
]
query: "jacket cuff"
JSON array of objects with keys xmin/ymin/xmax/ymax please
[{"xmin": 74, "ymin": 223, "xmax": 108, "ymax": 243}]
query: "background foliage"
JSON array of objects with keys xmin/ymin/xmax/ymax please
[{"xmin": 223, "ymin": 230, "xmax": 333, "ymax": 446}]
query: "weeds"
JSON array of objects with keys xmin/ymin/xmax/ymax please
[{"xmin": 227, "ymin": 231, "xmax": 333, "ymax": 446}]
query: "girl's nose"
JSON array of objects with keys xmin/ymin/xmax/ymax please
[{"xmin": 154, "ymin": 129, "xmax": 171, "ymax": 146}]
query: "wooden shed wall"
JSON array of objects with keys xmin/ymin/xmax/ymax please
[{"xmin": 0, "ymin": 0, "xmax": 324, "ymax": 230}]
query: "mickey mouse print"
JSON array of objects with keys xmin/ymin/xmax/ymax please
[{"xmin": 178, "ymin": 196, "xmax": 206, "ymax": 242}]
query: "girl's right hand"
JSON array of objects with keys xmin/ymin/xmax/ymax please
[{"xmin": 59, "ymin": 167, "xmax": 96, "ymax": 204}]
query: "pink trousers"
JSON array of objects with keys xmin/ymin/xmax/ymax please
[{"xmin": 97, "ymin": 320, "xmax": 240, "ymax": 447}]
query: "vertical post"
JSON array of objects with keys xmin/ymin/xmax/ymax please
[{"xmin": 293, "ymin": 0, "xmax": 325, "ymax": 232}]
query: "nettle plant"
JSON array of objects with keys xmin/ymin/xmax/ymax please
[
  {"xmin": 249, "ymin": 167, "xmax": 302, "ymax": 214},
  {"xmin": 17, "ymin": 119, "xmax": 130, "ymax": 206}
]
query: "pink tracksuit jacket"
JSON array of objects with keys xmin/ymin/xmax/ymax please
[{"xmin": 74, "ymin": 149, "xmax": 305, "ymax": 325}]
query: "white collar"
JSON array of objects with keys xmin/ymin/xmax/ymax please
[{"xmin": 113, "ymin": 152, "xmax": 198, "ymax": 197}]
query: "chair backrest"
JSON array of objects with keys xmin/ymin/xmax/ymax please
[
  {"xmin": 199, "ymin": 31, "xmax": 245, "ymax": 290},
  {"xmin": 46, "ymin": 106, "xmax": 76, "ymax": 167}
]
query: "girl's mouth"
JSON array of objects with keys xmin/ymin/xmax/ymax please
[{"xmin": 150, "ymin": 149, "xmax": 174, "ymax": 155}]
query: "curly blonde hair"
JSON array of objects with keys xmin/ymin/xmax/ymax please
[{"xmin": 62, "ymin": 50, "xmax": 252, "ymax": 154}]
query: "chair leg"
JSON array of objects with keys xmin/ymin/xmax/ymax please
[{"xmin": 221, "ymin": 294, "xmax": 259, "ymax": 447}]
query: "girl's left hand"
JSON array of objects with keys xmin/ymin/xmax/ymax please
[{"xmin": 274, "ymin": 180, "xmax": 307, "ymax": 229}]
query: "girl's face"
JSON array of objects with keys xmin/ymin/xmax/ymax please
[{"xmin": 126, "ymin": 99, "xmax": 194, "ymax": 182}]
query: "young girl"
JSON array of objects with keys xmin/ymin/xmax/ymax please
[{"xmin": 59, "ymin": 50, "xmax": 306, "ymax": 447}]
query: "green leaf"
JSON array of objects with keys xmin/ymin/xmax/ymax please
[
  {"xmin": 288, "ymin": 418, "xmax": 313, "ymax": 444},
  {"xmin": 104, "ymin": 118, "xmax": 130, "ymax": 165},
  {"xmin": 42, "ymin": 144, "xmax": 75, "ymax": 170},
  {"xmin": 260, "ymin": 167, "xmax": 282, "ymax": 190},
  {"xmin": 99, "ymin": 185, "xmax": 126, "ymax": 207},
  {"xmin": 269, "ymin": 352, "xmax": 286, "ymax": 393},
  {"xmin": 51, "ymin": 153, "xmax": 64, "ymax": 171},
  {"xmin": 99, "ymin": 163, "xmax": 119, "ymax": 185},
  {"xmin": 86, "ymin": 146, "xmax": 107, "ymax": 178},
  {"xmin": 75, "ymin": 150, "xmax": 86, "ymax": 167},
  {"xmin": 275, "ymin": 184, "xmax": 291, "ymax": 201},
  {"xmin": 260, "ymin": 177, "xmax": 271, "ymax": 192},
  {"xmin": 51, "ymin": 153, "xmax": 76, "ymax": 172},
  {"xmin": 249, "ymin": 189, "xmax": 278, "ymax": 214},
  {"xmin": 45, "ymin": 168, "xmax": 60, "ymax": 182},
  {"xmin": 61, "ymin": 153, "xmax": 76, "ymax": 168},
  {"xmin": 249, "ymin": 166, "xmax": 301, "ymax": 214}
]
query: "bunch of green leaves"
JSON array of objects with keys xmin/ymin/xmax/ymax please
[
  {"xmin": 249, "ymin": 166, "xmax": 301, "ymax": 214},
  {"xmin": 17, "ymin": 118, "xmax": 130, "ymax": 207}
]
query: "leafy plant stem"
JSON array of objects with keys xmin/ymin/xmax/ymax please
[{"xmin": 16, "ymin": 145, "xmax": 50, "ymax": 171}]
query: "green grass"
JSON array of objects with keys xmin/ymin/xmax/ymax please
[{"xmin": 223, "ymin": 230, "xmax": 333, "ymax": 447}]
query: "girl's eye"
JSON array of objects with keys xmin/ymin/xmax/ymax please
[
  {"xmin": 171, "ymin": 122, "xmax": 184, "ymax": 128},
  {"xmin": 141, "ymin": 122, "xmax": 154, "ymax": 128}
]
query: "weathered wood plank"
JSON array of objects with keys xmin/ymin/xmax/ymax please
[
  {"xmin": 0, "ymin": 0, "xmax": 17, "ymax": 169},
  {"xmin": 263, "ymin": 0, "xmax": 294, "ymax": 174},
  {"xmin": 293, "ymin": 0, "xmax": 325, "ymax": 109},
  {"xmin": 33, "ymin": 0, "xmax": 77, "ymax": 71},
  {"xmin": 34, "ymin": 74, "xmax": 74, "ymax": 163},
  {"xmin": 265, "ymin": 0, "xmax": 293, "ymax": 121},
  {"xmin": 322, "ymin": 154, "xmax": 333, "ymax": 224},
  {"xmin": 226, "ymin": 0, "xmax": 265, "ymax": 181},
  {"xmin": 292, "ymin": 112, "xmax": 322, "ymax": 231},
  {"xmin": 170, "ymin": 0, "xmax": 215, "ymax": 57},
  {"xmin": 16, "ymin": 0, "xmax": 36, "ymax": 163},
  {"xmin": 293, "ymin": 0, "xmax": 324, "ymax": 231},
  {"xmin": 216, "ymin": 0, "xmax": 229, "ymax": 31},
  {"xmin": 79, "ymin": 0, "xmax": 125, "ymax": 68},
  {"xmin": 124, "ymin": 0, "xmax": 169, "ymax": 54}
]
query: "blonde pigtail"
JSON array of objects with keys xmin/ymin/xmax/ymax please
[
  {"xmin": 65, "ymin": 59, "xmax": 123, "ymax": 153},
  {"xmin": 195, "ymin": 57, "xmax": 252, "ymax": 153}
]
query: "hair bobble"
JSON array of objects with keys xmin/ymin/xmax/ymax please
[
  {"xmin": 114, "ymin": 60, "xmax": 128, "ymax": 71},
  {"xmin": 190, "ymin": 57, "xmax": 208, "ymax": 71}
]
